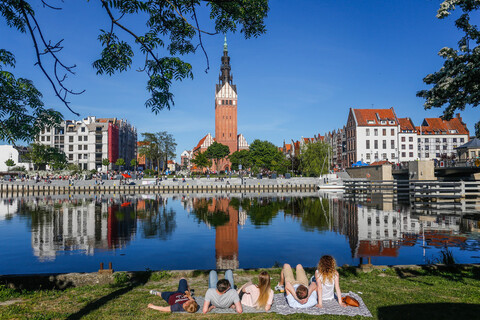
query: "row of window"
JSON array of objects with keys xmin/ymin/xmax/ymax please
[
  {"xmin": 365, "ymin": 153, "xmax": 396, "ymax": 160},
  {"xmin": 219, "ymin": 100, "xmax": 235, "ymax": 105},
  {"xmin": 68, "ymin": 154, "xmax": 89, "ymax": 161},
  {"xmin": 419, "ymin": 137, "xmax": 464, "ymax": 143},
  {"xmin": 365, "ymin": 140, "xmax": 395, "ymax": 149},
  {"xmin": 366, "ymin": 128, "xmax": 395, "ymax": 136},
  {"xmin": 400, "ymin": 144, "xmax": 414, "ymax": 150}
]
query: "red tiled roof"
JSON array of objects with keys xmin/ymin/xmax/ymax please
[
  {"xmin": 167, "ymin": 160, "xmax": 174, "ymax": 164},
  {"xmin": 285, "ymin": 144, "xmax": 292, "ymax": 152},
  {"xmin": 398, "ymin": 118, "xmax": 415, "ymax": 131},
  {"xmin": 370, "ymin": 160, "xmax": 393, "ymax": 166},
  {"xmin": 353, "ymin": 108, "xmax": 397, "ymax": 126},
  {"xmin": 194, "ymin": 134, "xmax": 209, "ymax": 151},
  {"xmin": 416, "ymin": 115, "xmax": 469, "ymax": 135}
]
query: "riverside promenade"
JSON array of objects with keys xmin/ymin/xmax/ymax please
[{"xmin": 0, "ymin": 177, "xmax": 322, "ymax": 195}]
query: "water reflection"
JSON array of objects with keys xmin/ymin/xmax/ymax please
[{"xmin": 0, "ymin": 193, "xmax": 479, "ymax": 273}]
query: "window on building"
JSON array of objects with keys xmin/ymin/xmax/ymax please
[
  {"xmin": 46, "ymin": 136, "xmax": 50, "ymax": 141},
  {"xmin": 436, "ymin": 146, "xmax": 440, "ymax": 150},
  {"xmin": 366, "ymin": 153, "xmax": 370, "ymax": 160},
  {"xmin": 425, "ymin": 146, "xmax": 429, "ymax": 150},
  {"xmin": 391, "ymin": 129, "xmax": 394, "ymax": 135},
  {"xmin": 409, "ymin": 152, "xmax": 413, "ymax": 157},
  {"xmin": 382, "ymin": 153, "xmax": 387, "ymax": 160},
  {"xmin": 460, "ymin": 138, "xmax": 464, "ymax": 143},
  {"xmin": 453, "ymin": 138, "xmax": 457, "ymax": 143},
  {"xmin": 402, "ymin": 152, "xmax": 406, "ymax": 157},
  {"xmin": 69, "ymin": 136, "xmax": 73, "ymax": 143},
  {"xmin": 391, "ymin": 140, "xmax": 395, "ymax": 149},
  {"xmin": 374, "ymin": 129, "xmax": 378, "ymax": 136},
  {"xmin": 401, "ymin": 136, "xmax": 405, "ymax": 142},
  {"xmin": 391, "ymin": 153, "xmax": 395, "ymax": 159},
  {"xmin": 409, "ymin": 144, "xmax": 413, "ymax": 150},
  {"xmin": 426, "ymin": 153, "xmax": 430, "ymax": 158},
  {"xmin": 69, "ymin": 145, "xmax": 73, "ymax": 151},
  {"xmin": 78, "ymin": 136, "xmax": 82, "ymax": 142},
  {"xmin": 409, "ymin": 137, "xmax": 413, "ymax": 142},
  {"xmin": 382, "ymin": 129, "xmax": 386, "ymax": 136},
  {"xmin": 366, "ymin": 129, "xmax": 370, "ymax": 136},
  {"xmin": 418, "ymin": 138, "xmax": 421, "ymax": 143},
  {"xmin": 436, "ymin": 153, "xmax": 440, "ymax": 157},
  {"xmin": 81, "ymin": 127, "xmax": 85, "ymax": 132},
  {"xmin": 443, "ymin": 138, "xmax": 447, "ymax": 143},
  {"xmin": 78, "ymin": 145, "xmax": 82, "ymax": 150},
  {"xmin": 471, "ymin": 151, "xmax": 476, "ymax": 158},
  {"xmin": 374, "ymin": 140, "xmax": 378, "ymax": 149},
  {"xmin": 401, "ymin": 144, "xmax": 406, "ymax": 150},
  {"xmin": 84, "ymin": 145, "xmax": 88, "ymax": 150},
  {"xmin": 382, "ymin": 140, "xmax": 386, "ymax": 149},
  {"xmin": 443, "ymin": 146, "xmax": 447, "ymax": 150},
  {"xmin": 436, "ymin": 138, "xmax": 440, "ymax": 143},
  {"xmin": 366, "ymin": 140, "xmax": 370, "ymax": 149},
  {"xmin": 425, "ymin": 138, "xmax": 429, "ymax": 142}
]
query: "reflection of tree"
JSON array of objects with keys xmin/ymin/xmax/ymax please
[
  {"xmin": 191, "ymin": 198, "xmax": 230, "ymax": 228},
  {"xmin": 283, "ymin": 197, "xmax": 331, "ymax": 232},
  {"xmin": 138, "ymin": 198, "xmax": 176, "ymax": 240},
  {"xmin": 244, "ymin": 198, "xmax": 283, "ymax": 227}
]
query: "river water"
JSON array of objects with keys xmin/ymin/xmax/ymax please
[{"xmin": 0, "ymin": 192, "xmax": 479, "ymax": 275}]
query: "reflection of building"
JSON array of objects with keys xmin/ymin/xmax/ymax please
[
  {"xmin": 27, "ymin": 198, "xmax": 137, "ymax": 261},
  {"xmin": 333, "ymin": 197, "xmax": 466, "ymax": 261},
  {"xmin": 191, "ymin": 197, "xmax": 244, "ymax": 269},
  {"xmin": 0, "ymin": 198, "xmax": 20, "ymax": 221}
]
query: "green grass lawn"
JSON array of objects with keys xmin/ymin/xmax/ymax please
[{"xmin": 1, "ymin": 265, "xmax": 479, "ymax": 320}]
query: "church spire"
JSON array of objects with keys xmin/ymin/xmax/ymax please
[{"xmin": 217, "ymin": 35, "xmax": 236, "ymax": 93}]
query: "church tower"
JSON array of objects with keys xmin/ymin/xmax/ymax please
[{"xmin": 215, "ymin": 36, "xmax": 238, "ymax": 155}]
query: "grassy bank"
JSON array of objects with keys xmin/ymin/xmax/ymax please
[{"xmin": 1, "ymin": 266, "xmax": 480, "ymax": 320}]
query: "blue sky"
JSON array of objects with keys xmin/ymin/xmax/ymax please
[{"xmin": 2, "ymin": 0, "xmax": 478, "ymax": 161}]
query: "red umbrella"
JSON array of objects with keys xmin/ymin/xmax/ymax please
[{"xmin": 122, "ymin": 173, "xmax": 131, "ymax": 178}]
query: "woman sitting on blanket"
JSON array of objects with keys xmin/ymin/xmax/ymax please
[
  {"xmin": 237, "ymin": 271, "xmax": 274, "ymax": 311},
  {"xmin": 314, "ymin": 255, "xmax": 346, "ymax": 308},
  {"xmin": 147, "ymin": 278, "xmax": 198, "ymax": 313}
]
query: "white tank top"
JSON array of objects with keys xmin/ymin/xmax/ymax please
[{"xmin": 315, "ymin": 270, "xmax": 335, "ymax": 300}]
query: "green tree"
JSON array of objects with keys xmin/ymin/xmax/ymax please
[
  {"xmin": 249, "ymin": 139, "xmax": 283, "ymax": 172},
  {"xmin": 475, "ymin": 121, "xmax": 480, "ymax": 139},
  {"xmin": 24, "ymin": 143, "xmax": 66, "ymax": 170},
  {"xmin": 138, "ymin": 131, "xmax": 177, "ymax": 173},
  {"xmin": 205, "ymin": 141, "xmax": 230, "ymax": 172},
  {"xmin": 5, "ymin": 158, "xmax": 15, "ymax": 171},
  {"xmin": 191, "ymin": 151, "xmax": 212, "ymax": 173},
  {"xmin": 130, "ymin": 158, "xmax": 138, "ymax": 171},
  {"xmin": 0, "ymin": 49, "xmax": 62, "ymax": 143},
  {"xmin": 102, "ymin": 158, "xmax": 111, "ymax": 169},
  {"xmin": 417, "ymin": 0, "xmax": 480, "ymax": 129},
  {"xmin": 115, "ymin": 158, "xmax": 126, "ymax": 168},
  {"xmin": 0, "ymin": 1, "xmax": 268, "ymax": 142},
  {"xmin": 229, "ymin": 149, "xmax": 251, "ymax": 171},
  {"xmin": 300, "ymin": 141, "xmax": 331, "ymax": 176}
]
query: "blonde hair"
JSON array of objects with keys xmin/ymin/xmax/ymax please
[
  {"xmin": 184, "ymin": 300, "xmax": 198, "ymax": 313},
  {"xmin": 317, "ymin": 255, "xmax": 337, "ymax": 284},
  {"xmin": 256, "ymin": 271, "xmax": 271, "ymax": 309}
]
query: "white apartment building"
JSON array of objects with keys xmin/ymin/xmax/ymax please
[
  {"xmin": 346, "ymin": 108, "xmax": 399, "ymax": 165},
  {"xmin": 416, "ymin": 114, "xmax": 469, "ymax": 160},
  {"xmin": 397, "ymin": 118, "xmax": 418, "ymax": 163},
  {"xmin": 36, "ymin": 116, "xmax": 137, "ymax": 171}
]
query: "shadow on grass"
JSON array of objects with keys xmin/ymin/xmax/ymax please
[
  {"xmin": 378, "ymin": 303, "xmax": 480, "ymax": 320},
  {"xmin": 393, "ymin": 265, "xmax": 480, "ymax": 284},
  {"xmin": 66, "ymin": 271, "xmax": 152, "ymax": 320}
]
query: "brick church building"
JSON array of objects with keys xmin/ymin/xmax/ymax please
[{"xmin": 184, "ymin": 37, "xmax": 248, "ymax": 172}]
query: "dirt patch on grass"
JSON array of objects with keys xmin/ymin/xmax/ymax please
[{"xmin": 0, "ymin": 298, "xmax": 22, "ymax": 306}]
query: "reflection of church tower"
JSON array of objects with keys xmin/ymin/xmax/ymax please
[
  {"xmin": 215, "ymin": 36, "xmax": 238, "ymax": 156},
  {"xmin": 212, "ymin": 198, "xmax": 239, "ymax": 269}
]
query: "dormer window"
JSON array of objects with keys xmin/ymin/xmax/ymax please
[
  {"xmin": 389, "ymin": 121, "xmax": 395, "ymax": 125},
  {"xmin": 449, "ymin": 129, "xmax": 457, "ymax": 134},
  {"xmin": 367, "ymin": 120, "xmax": 375, "ymax": 124},
  {"xmin": 380, "ymin": 120, "xmax": 386, "ymax": 125}
]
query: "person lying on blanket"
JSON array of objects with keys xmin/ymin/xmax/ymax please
[
  {"xmin": 147, "ymin": 278, "xmax": 198, "ymax": 313},
  {"xmin": 313, "ymin": 255, "xmax": 346, "ymax": 308},
  {"xmin": 278, "ymin": 263, "xmax": 317, "ymax": 308},
  {"xmin": 237, "ymin": 270, "xmax": 274, "ymax": 311},
  {"xmin": 202, "ymin": 270, "xmax": 243, "ymax": 314}
]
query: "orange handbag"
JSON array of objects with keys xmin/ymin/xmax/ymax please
[{"xmin": 342, "ymin": 296, "xmax": 360, "ymax": 307}]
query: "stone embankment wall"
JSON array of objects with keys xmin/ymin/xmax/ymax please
[
  {"xmin": 346, "ymin": 164, "xmax": 393, "ymax": 181},
  {"xmin": 0, "ymin": 177, "xmax": 321, "ymax": 195}
]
